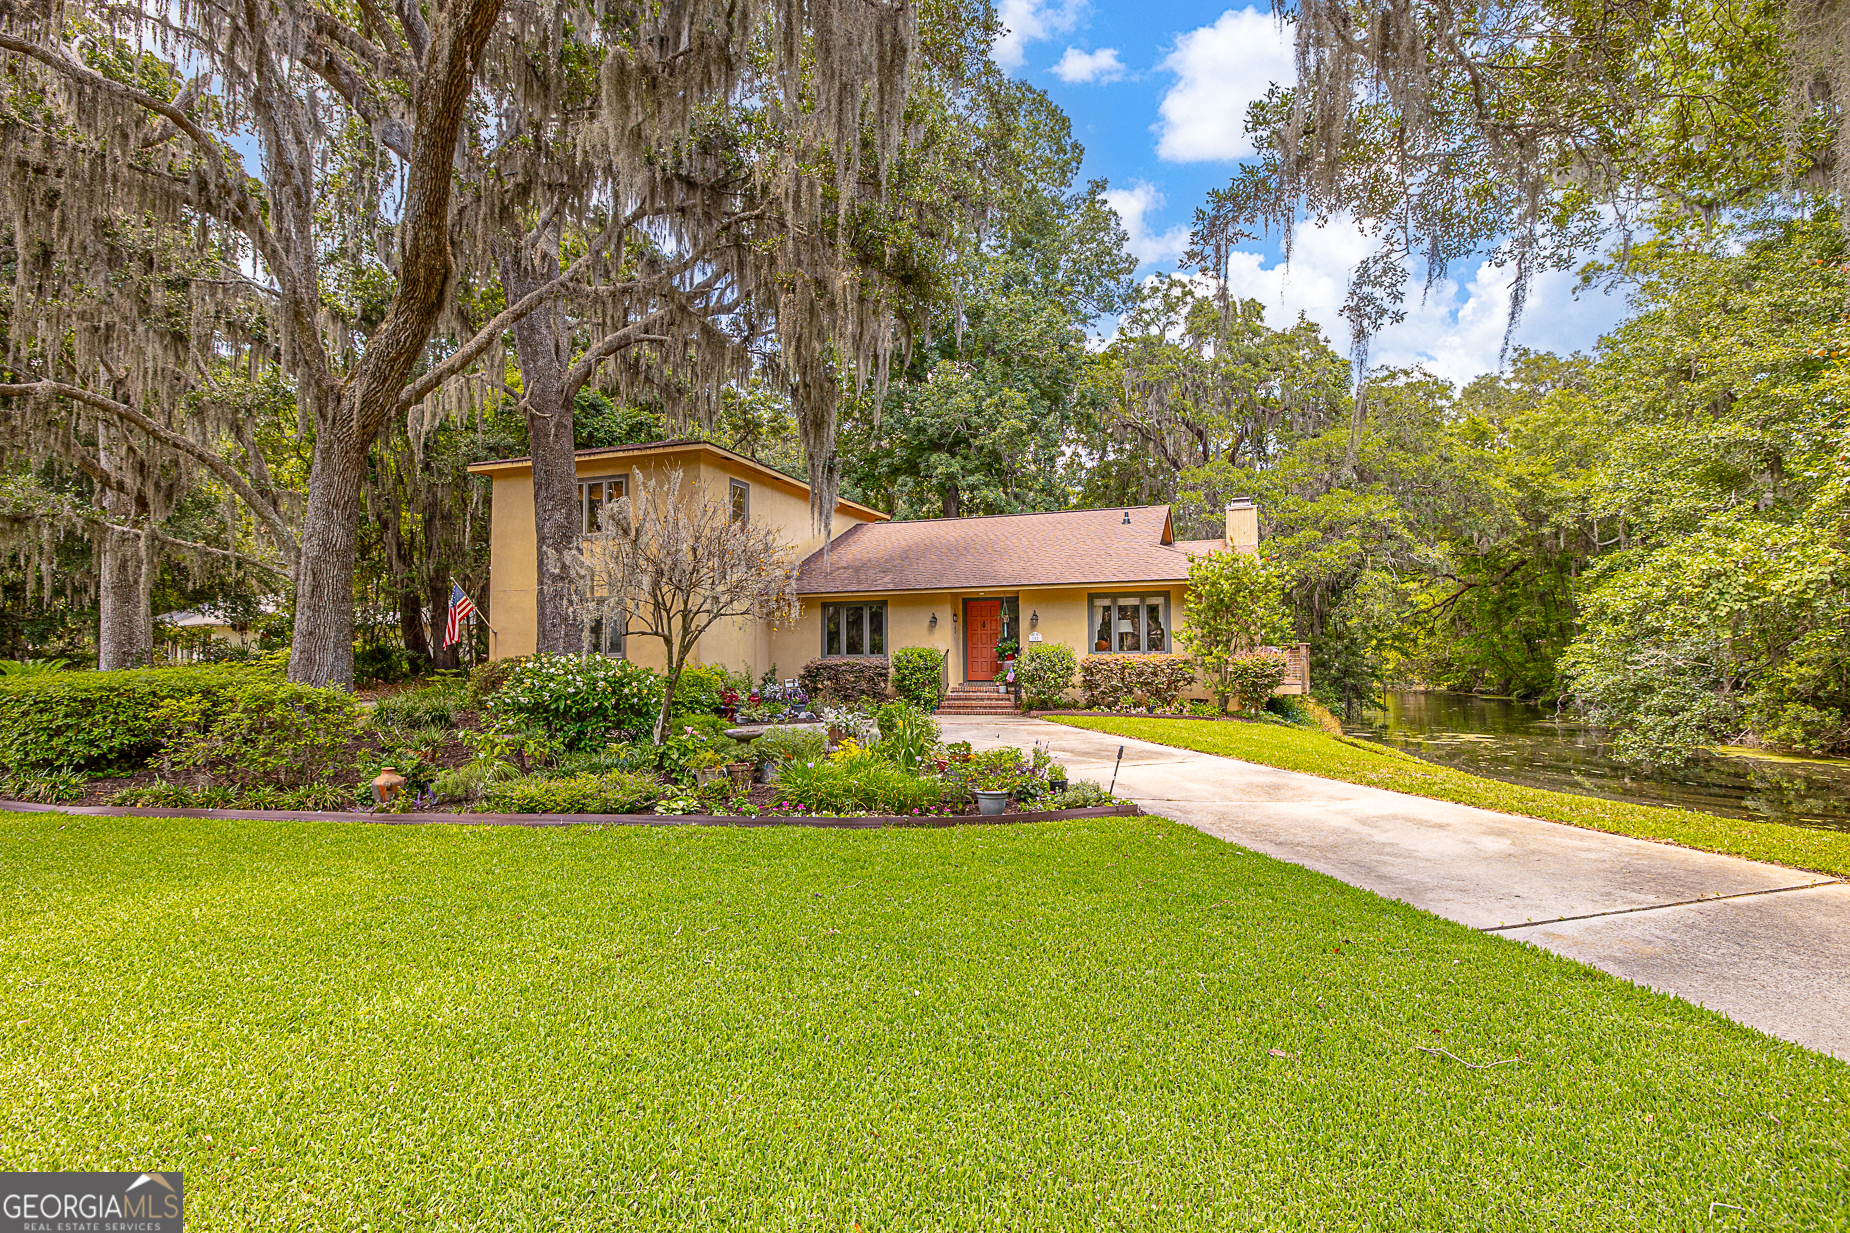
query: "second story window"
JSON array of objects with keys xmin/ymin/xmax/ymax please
[
  {"xmin": 729, "ymin": 479, "xmax": 750, "ymax": 524},
  {"xmin": 581, "ymin": 475, "xmax": 628, "ymax": 533}
]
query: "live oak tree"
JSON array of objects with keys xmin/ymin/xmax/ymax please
[
  {"xmin": 1194, "ymin": 0, "xmax": 1848, "ymax": 367},
  {"xmin": 0, "ymin": 0, "xmax": 529, "ymax": 685},
  {"xmin": 563, "ymin": 469, "xmax": 801, "ymax": 743},
  {"xmin": 445, "ymin": 0, "xmax": 925, "ymax": 656}
]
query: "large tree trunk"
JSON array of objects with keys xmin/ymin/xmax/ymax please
[
  {"xmin": 399, "ymin": 586, "xmax": 432, "ymax": 665},
  {"xmin": 96, "ymin": 523, "xmax": 147, "ymax": 670},
  {"xmin": 282, "ymin": 0, "xmax": 509, "ymax": 687},
  {"xmin": 95, "ymin": 430, "xmax": 151, "ymax": 670},
  {"xmin": 499, "ymin": 245, "xmax": 582, "ymax": 656},
  {"xmin": 427, "ymin": 575, "xmax": 461, "ymax": 671},
  {"xmin": 288, "ymin": 432, "xmax": 367, "ymax": 686}
]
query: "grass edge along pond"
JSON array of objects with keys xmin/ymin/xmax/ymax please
[
  {"xmin": 1048, "ymin": 715, "xmax": 1850, "ymax": 878},
  {"xmin": 1, "ymin": 812, "xmax": 1845, "ymax": 1229}
]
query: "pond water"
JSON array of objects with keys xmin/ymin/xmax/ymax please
[{"xmin": 1346, "ymin": 690, "xmax": 1850, "ymax": 833}]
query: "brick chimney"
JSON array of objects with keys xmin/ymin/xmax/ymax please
[{"xmin": 1226, "ymin": 497, "xmax": 1259, "ymax": 555}]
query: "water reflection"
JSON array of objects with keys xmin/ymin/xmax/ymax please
[{"xmin": 1346, "ymin": 690, "xmax": 1850, "ymax": 833}]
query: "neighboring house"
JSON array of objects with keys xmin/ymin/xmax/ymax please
[
  {"xmin": 156, "ymin": 606, "xmax": 259, "ymax": 660},
  {"xmin": 470, "ymin": 439, "xmax": 1309, "ymax": 702}
]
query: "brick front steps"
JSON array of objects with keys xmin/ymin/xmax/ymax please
[{"xmin": 936, "ymin": 683, "xmax": 1021, "ymax": 716}]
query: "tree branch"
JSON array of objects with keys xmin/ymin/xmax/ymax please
[
  {"xmin": 0, "ymin": 381, "xmax": 299, "ymax": 566},
  {"xmin": 396, "ymin": 254, "xmax": 595, "ymax": 411}
]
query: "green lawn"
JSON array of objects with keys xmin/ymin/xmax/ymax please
[
  {"xmin": 2, "ymin": 813, "xmax": 1844, "ymax": 1229},
  {"xmin": 1049, "ymin": 715, "xmax": 1850, "ymax": 878}
]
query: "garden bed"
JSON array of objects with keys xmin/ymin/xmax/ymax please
[
  {"xmin": 60, "ymin": 723, "xmax": 483, "ymax": 808},
  {"xmin": 0, "ymin": 799, "xmax": 1142, "ymax": 828}
]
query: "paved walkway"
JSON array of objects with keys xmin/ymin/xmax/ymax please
[{"xmin": 943, "ymin": 716, "xmax": 1850, "ymax": 1060}]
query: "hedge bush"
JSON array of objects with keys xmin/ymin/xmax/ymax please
[
  {"xmin": 1224, "ymin": 652, "xmax": 1289, "ymax": 714},
  {"xmin": 1016, "ymin": 643, "xmax": 1078, "ymax": 710},
  {"xmin": 480, "ymin": 770, "xmax": 663, "ymax": 814},
  {"xmin": 889, "ymin": 646, "xmax": 946, "ymax": 711},
  {"xmin": 670, "ymin": 664, "xmax": 730, "ymax": 715},
  {"xmin": 484, "ymin": 654, "xmax": 663, "ymax": 750},
  {"xmin": 160, "ymin": 678, "xmax": 364, "ymax": 788},
  {"xmin": 1078, "ymin": 654, "xmax": 1199, "ymax": 711},
  {"xmin": 799, "ymin": 656, "xmax": 889, "ymax": 703},
  {"xmin": 0, "ymin": 664, "xmax": 277, "ymax": 773}
]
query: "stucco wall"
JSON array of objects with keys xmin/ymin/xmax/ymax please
[
  {"xmin": 769, "ymin": 583, "xmax": 1207, "ymax": 702},
  {"xmin": 481, "ymin": 445, "xmax": 878, "ymax": 668}
]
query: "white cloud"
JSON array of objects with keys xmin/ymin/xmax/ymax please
[
  {"xmin": 1104, "ymin": 182, "xmax": 1191, "ymax": 267},
  {"xmin": 993, "ymin": 0, "xmax": 1085, "ymax": 73},
  {"xmin": 1210, "ymin": 219, "xmax": 1628, "ymax": 384},
  {"xmin": 1051, "ymin": 46, "xmax": 1124, "ymax": 84},
  {"xmin": 1155, "ymin": 8, "xmax": 1295, "ymax": 162}
]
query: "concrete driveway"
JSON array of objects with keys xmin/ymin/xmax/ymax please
[{"xmin": 944, "ymin": 716, "xmax": 1850, "ymax": 1060}]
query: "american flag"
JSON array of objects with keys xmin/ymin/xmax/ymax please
[{"xmin": 444, "ymin": 582, "xmax": 479, "ymax": 647}]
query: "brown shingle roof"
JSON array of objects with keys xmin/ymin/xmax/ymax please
[{"xmin": 794, "ymin": 505, "xmax": 1221, "ymax": 594}]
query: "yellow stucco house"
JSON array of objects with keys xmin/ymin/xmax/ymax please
[{"xmin": 469, "ymin": 440, "xmax": 1308, "ymax": 703}]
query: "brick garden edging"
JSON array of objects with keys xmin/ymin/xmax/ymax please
[{"xmin": 0, "ymin": 800, "xmax": 1143, "ymax": 829}]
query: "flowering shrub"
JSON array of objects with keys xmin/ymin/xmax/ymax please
[
  {"xmin": 1079, "ymin": 654, "xmax": 1199, "ymax": 711},
  {"xmin": 466, "ymin": 655, "xmax": 530, "ymax": 706},
  {"xmin": 485, "ymin": 654, "xmax": 664, "ymax": 750}
]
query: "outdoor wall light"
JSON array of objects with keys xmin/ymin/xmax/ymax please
[
  {"xmin": 929, "ymin": 612, "xmax": 937, "ymax": 630},
  {"xmin": 1030, "ymin": 610, "xmax": 1039, "ymax": 627}
]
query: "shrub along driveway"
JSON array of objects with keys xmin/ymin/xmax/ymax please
[{"xmin": 943, "ymin": 716, "xmax": 1850, "ymax": 1060}]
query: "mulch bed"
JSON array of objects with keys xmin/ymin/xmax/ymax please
[
  {"xmin": 1, "ymin": 801, "xmax": 1143, "ymax": 829},
  {"xmin": 65, "ymin": 717, "xmax": 485, "ymax": 808}
]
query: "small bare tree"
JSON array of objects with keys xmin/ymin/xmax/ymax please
[{"xmin": 558, "ymin": 468, "xmax": 800, "ymax": 743}]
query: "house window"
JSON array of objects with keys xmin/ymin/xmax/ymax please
[
  {"xmin": 588, "ymin": 612, "xmax": 626, "ymax": 657},
  {"xmin": 729, "ymin": 479, "xmax": 750, "ymax": 524},
  {"xmin": 823, "ymin": 601, "xmax": 886, "ymax": 656},
  {"xmin": 1089, "ymin": 593, "xmax": 1171, "ymax": 653},
  {"xmin": 581, "ymin": 475, "xmax": 628, "ymax": 533}
]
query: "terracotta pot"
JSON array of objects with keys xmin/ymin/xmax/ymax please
[
  {"xmin": 370, "ymin": 766, "xmax": 406, "ymax": 804},
  {"xmin": 727, "ymin": 762, "xmax": 753, "ymax": 791}
]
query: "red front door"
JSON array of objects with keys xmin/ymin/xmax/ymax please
[{"xmin": 966, "ymin": 600, "xmax": 1001, "ymax": 681}]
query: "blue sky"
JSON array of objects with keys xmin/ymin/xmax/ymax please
[{"xmin": 998, "ymin": 2, "xmax": 1633, "ymax": 385}]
